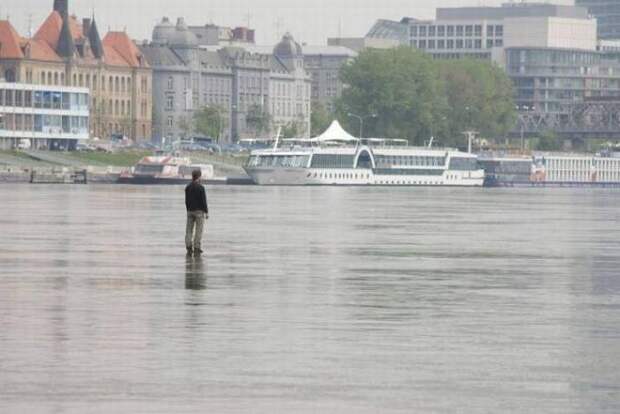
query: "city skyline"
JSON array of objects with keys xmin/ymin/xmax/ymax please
[{"xmin": 1, "ymin": 0, "xmax": 574, "ymax": 46}]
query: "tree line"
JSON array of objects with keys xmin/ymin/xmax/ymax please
[
  {"xmin": 333, "ymin": 46, "xmax": 518, "ymax": 148},
  {"xmin": 180, "ymin": 46, "xmax": 520, "ymax": 147}
]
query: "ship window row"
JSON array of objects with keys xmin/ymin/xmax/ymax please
[
  {"xmin": 309, "ymin": 172, "xmax": 371, "ymax": 180},
  {"xmin": 0, "ymin": 114, "xmax": 88, "ymax": 134},
  {"xmin": 448, "ymin": 157, "xmax": 478, "ymax": 171},
  {"xmin": 593, "ymin": 159, "xmax": 620, "ymax": 170},
  {"xmin": 0, "ymin": 89, "xmax": 89, "ymax": 111},
  {"xmin": 375, "ymin": 155, "xmax": 445, "ymax": 167},
  {"xmin": 374, "ymin": 168, "xmax": 444, "ymax": 176},
  {"xmin": 310, "ymin": 154, "xmax": 356, "ymax": 168},
  {"xmin": 542, "ymin": 158, "xmax": 620, "ymax": 171},
  {"xmin": 376, "ymin": 181, "xmax": 443, "ymax": 185},
  {"xmin": 247, "ymin": 155, "xmax": 310, "ymax": 168}
]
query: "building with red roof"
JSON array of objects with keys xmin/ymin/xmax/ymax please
[{"xmin": 0, "ymin": 0, "xmax": 152, "ymax": 141}]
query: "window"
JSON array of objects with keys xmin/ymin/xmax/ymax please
[
  {"xmin": 447, "ymin": 25, "xmax": 454, "ymax": 36},
  {"xmin": 474, "ymin": 25, "xmax": 482, "ymax": 37},
  {"xmin": 429, "ymin": 26, "xmax": 436, "ymax": 36},
  {"xmin": 456, "ymin": 25, "xmax": 464, "ymax": 36},
  {"xmin": 419, "ymin": 40, "xmax": 427, "ymax": 49},
  {"xmin": 487, "ymin": 39, "xmax": 494, "ymax": 49},
  {"xmin": 465, "ymin": 39, "xmax": 473, "ymax": 49},
  {"xmin": 496, "ymin": 25, "xmax": 503, "ymax": 36},
  {"xmin": 419, "ymin": 26, "xmax": 427, "ymax": 37},
  {"xmin": 428, "ymin": 40, "xmax": 435, "ymax": 49},
  {"xmin": 487, "ymin": 25, "xmax": 494, "ymax": 36},
  {"xmin": 465, "ymin": 25, "xmax": 473, "ymax": 37},
  {"xmin": 475, "ymin": 39, "xmax": 482, "ymax": 49},
  {"xmin": 456, "ymin": 39, "xmax": 463, "ymax": 49},
  {"xmin": 438, "ymin": 40, "xmax": 445, "ymax": 49},
  {"xmin": 410, "ymin": 26, "xmax": 418, "ymax": 37},
  {"xmin": 447, "ymin": 39, "xmax": 454, "ymax": 49},
  {"xmin": 167, "ymin": 116, "xmax": 174, "ymax": 128},
  {"xmin": 167, "ymin": 76, "xmax": 174, "ymax": 90},
  {"xmin": 166, "ymin": 96, "xmax": 174, "ymax": 111},
  {"xmin": 437, "ymin": 25, "xmax": 445, "ymax": 37}
]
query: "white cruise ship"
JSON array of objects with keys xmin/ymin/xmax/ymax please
[{"xmin": 244, "ymin": 121, "xmax": 484, "ymax": 186}]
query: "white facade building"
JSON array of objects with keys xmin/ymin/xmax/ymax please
[
  {"xmin": 396, "ymin": 3, "xmax": 595, "ymax": 60},
  {"xmin": 502, "ymin": 17, "xmax": 597, "ymax": 51},
  {"xmin": 0, "ymin": 82, "xmax": 89, "ymax": 150}
]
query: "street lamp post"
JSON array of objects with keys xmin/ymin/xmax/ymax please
[
  {"xmin": 347, "ymin": 112, "xmax": 377, "ymax": 139},
  {"xmin": 517, "ymin": 105, "xmax": 533, "ymax": 151}
]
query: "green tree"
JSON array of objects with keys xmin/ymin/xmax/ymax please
[
  {"xmin": 336, "ymin": 48, "xmax": 517, "ymax": 147},
  {"xmin": 281, "ymin": 121, "xmax": 300, "ymax": 138},
  {"xmin": 438, "ymin": 59, "xmax": 516, "ymax": 147},
  {"xmin": 246, "ymin": 104, "xmax": 271, "ymax": 137},
  {"xmin": 336, "ymin": 46, "xmax": 446, "ymax": 145},
  {"xmin": 310, "ymin": 101, "xmax": 331, "ymax": 136},
  {"xmin": 193, "ymin": 105, "xmax": 226, "ymax": 141},
  {"xmin": 536, "ymin": 130, "xmax": 562, "ymax": 151}
]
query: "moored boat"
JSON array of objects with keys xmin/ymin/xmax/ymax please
[
  {"xmin": 478, "ymin": 153, "xmax": 620, "ymax": 187},
  {"xmin": 118, "ymin": 155, "xmax": 214, "ymax": 185},
  {"xmin": 243, "ymin": 121, "xmax": 485, "ymax": 187}
]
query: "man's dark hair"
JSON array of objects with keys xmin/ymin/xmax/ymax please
[{"xmin": 192, "ymin": 169, "xmax": 202, "ymax": 181}]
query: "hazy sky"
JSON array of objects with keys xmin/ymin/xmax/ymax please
[{"xmin": 3, "ymin": 0, "xmax": 573, "ymax": 45}]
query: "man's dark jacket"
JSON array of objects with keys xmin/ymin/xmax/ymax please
[{"xmin": 185, "ymin": 181, "xmax": 209, "ymax": 213}]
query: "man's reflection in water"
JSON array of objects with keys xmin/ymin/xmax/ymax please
[{"xmin": 185, "ymin": 255, "xmax": 206, "ymax": 290}]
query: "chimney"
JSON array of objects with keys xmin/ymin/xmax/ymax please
[
  {"xmin": 83, "ymin": 18, "xmax": 91, "ymax": 35},
  {"xmin": 53, "ymin": 0, "xmax": 68, "ymax": 18}
]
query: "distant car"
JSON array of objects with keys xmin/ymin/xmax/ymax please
[
  {"xmin": 132, "ymin": 142, "xmax": 158, "ymax": 150},
  {"xmin": 109, "ymin": 133, "xmax": 127, "ymax": 142},
  {"xmin": 222, "ymin": 143, "xmax": 246, "ymax": 153},
  {"xmin": 76, "ymin": 143, "xmax": 94, "ymax": 152},
  {"xmin": 197, "ymin": 142, "xmax": 222, "ymax": 154},
  {"xmin": 17, "ymin": 139, "xmax": 31, "ymax": 150}
]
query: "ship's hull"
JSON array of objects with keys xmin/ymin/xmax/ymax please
[
  {"xmin": 485, "ymin": 180, "xmax": 620, "ymax": 188},
  {"xmin": 244, "ymin": 167, "xmax": 484, "ymax": 186}
]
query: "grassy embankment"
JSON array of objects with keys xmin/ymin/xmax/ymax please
[
  {"xmin": 0, "ymin": 150, "xmax": 249, "ymax": 176},
  {"xmin": 65, "ymin": 151, "xmax": 151, "ymax": 167}
]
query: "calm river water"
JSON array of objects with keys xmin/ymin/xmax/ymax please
[{"xmin": 1, "ymin": 185, "xmax": 620, "ymax": 413}]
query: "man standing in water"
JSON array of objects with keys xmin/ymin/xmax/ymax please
[{"xmin": 185, "ymin": 169, "xmax": 209, "ymax": 255}]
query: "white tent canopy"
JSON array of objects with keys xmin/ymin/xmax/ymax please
[{"xmin": 311, "ymin": 120, "xmax": 359, "ymax": 143}]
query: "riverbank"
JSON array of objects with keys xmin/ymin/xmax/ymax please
[{"xmin": 0, "ymin": 150, "xmax": 250, "ymax": 184}]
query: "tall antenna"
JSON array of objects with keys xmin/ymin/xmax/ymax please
[
  {"xmin": 27, "ymin": 13, "xmax": 33, "ymax": 37},
  {"xmin": 274, "ymin": 16, "xmax": 283, "ymax": 41},
  {"xmin": 245, "ymin": 11, "xmax": 252, "ymax": 28}
]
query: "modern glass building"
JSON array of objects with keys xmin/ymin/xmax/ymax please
[
  {"xmin": 576, "ymin": 0, "xmax": 620, "ymax": 40},
  {"xmin": 505, "ymin": 47, "xmax": 620, "ymax": 113},
  {"xmin": 0, "ymin": 82, "xmax": 90, "ymax": 150}
]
